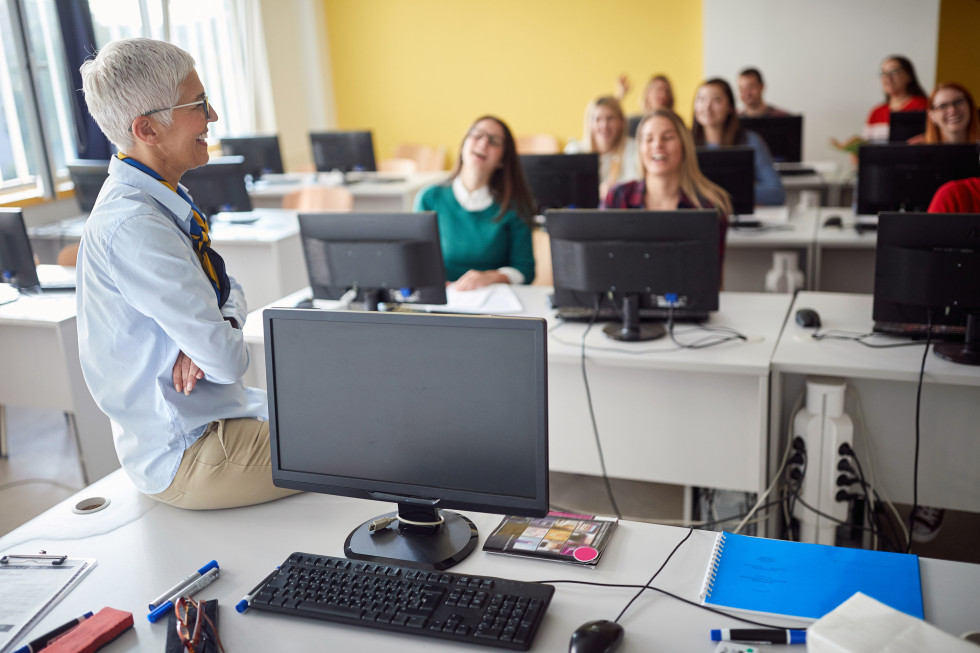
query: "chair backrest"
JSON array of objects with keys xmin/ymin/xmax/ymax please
[
  {"xmin": 516, "ymin": 134, "xmax": 560, "ymax": 155},
  {"xmin": 281, "ymin": 186, "xmax": 354, "ymax": 212},
  {"xmin": 378, "ymin": 157, "xmax": 419, "ymax": 174},
  {"xmin": 394, "ymin": 144, "xmax": 447, "ymax": 171},
  {"xmin": 57, "ymin": 243, "xmax": 80, "ymax": 267}
]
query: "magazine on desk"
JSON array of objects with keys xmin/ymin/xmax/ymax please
[{"xmin": 482, "ymin": 512, "xmax": 618, "ymax": 567}]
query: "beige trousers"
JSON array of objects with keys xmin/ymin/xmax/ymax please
[{"xmin": 150, "ymin": 418, "xmax": 299, "ymax": 510}]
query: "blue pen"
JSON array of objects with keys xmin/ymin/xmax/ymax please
[
  {"xmin": 147, "ymin": 567, "xmax": 220, "ymax": 623},
  {"xmin": 13, "ymin": 612, "xmax": 93, "ymax": 653},
  {"xmin": 148, "ymin": 560, "xmax": 219, "ymax": 610},
  {"xmin": 236, "ymin": 568, "xmax": 279, "ymax": 613},
  {"xmin": 711, "ymin": 628, "xmax": 806, "ymax": 644}
]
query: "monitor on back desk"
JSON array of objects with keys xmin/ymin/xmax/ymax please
[
  {"xmin": 263, "ymin": 308, "xmax": 549, "ymax": 569},
  {"xmin": 0, "ymin": 208, "xmax": 74, "ymax": 293},
  {"xmin": 695, "ymin": 147, "xmax": 755, "ymax": 216},
  {"xmin": 310, "ymin": 130, "xmax": 377, "ymax": 173},
  {"xmin": 67, "ymin": 159, "xmax": 111, "ymax": 213},
  {"xmin": 180, "ymin": 156, "xmax": 254, "ymax": 217},
  {"xmin": 220, "ymin": 135, "xmax": 284, "ymax": 180},
  {"xmin": 519, "ymin": 153, "xmax": 599, "ymax": 212},
  {"xmin": 888, "ymin": 111, "xmax": 927, "ymax": 143},
  {"xmin": 739, "ymin": 115, "xmax": 803, "ymax": 163}
]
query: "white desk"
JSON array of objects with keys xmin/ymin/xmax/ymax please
[
  {"xmin": 0, "ymin": 294, "xmax": 115, "ymax": 483},
  {"xmin": 242, "ymin": 286, "xmax": 793, "ymax": 501},
  {"xmin": 771, "ymin": 293, "xmax": 980, "ymax": 523},
  {"xmin": 779, "ymin": 161, "xmax": 854, "ymax": 208},
  {"xmin": 249, "ymin": 171, "xmax": 448, "ymax": 211},
  {"xmin": 724, "ymin": 208, "xmax": 818, "ymax": 292},
  {"xmin": 813, "ymin": 208, "xmax": 877, "ymax": 294},
  {"xmin": 1, "ymin": 470, "xmax": 976, "ymax": 652},
  {"xmin": 28, "ymin": 209, "xmax": 307, "ymax": 309}
]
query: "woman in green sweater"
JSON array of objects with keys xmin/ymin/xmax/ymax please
[{"xmin": 414, "ymin": 115, "xmax": 536, "ymax": 290}]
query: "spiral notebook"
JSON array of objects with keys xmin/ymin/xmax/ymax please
[{"xmin": 698, "ymin": 532, "xmax": 923, "ymax": 621}]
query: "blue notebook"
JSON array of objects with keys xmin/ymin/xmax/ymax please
[{"xmin": 699, "ymin": 532, "xmax": 923, "ymax": 620}]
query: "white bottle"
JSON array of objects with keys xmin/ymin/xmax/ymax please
[
  {"xmin": 793, "ymin": 377, "xmax": 854, "ymax": 545},
  {"xmin": 765, "ymin": 251, "xmax": 805, "ymax": 293}
]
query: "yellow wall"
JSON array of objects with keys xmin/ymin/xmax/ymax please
[
  {"xmin": 936, "ymin": 0, "xmax": 980, "ymax": 99},
  {"xmin": 323, "ymin": 0, "xmax": 703, "ymax": 168}
]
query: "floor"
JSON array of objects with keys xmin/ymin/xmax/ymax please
[{"xmin": 1, "ymin": 406, "xmax": 977, "ymax": 566}]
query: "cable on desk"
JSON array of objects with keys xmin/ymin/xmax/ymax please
[
  {"xmin": 667, "ymin": 303, "xmax": 748, "ymax": 350},
  {"xmin": 811, "ymin": 330, "xmax": 928, "ymax": 348},
  {"xmin": 907, "ymin": 314, "xmax": 932, "ymax": 554},
  {"xmin": 613, "ymin": 527, "xmax": 694, "ymax": 624},
  {"xmin": 580, "ymin": 293, "xmax": 622, "ymax": 520}
]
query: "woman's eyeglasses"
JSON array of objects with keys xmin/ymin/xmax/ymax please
[
  {"xmin": 468, "ymin": 129, "xmax": 504, "ymax": 147},
  {"xmin": 130, "ymin": 95, "xmax": 212, "ymax": 131},
  {"xmin": 931, "ymin": 97, "xmax": 967, "ymax": 113}
]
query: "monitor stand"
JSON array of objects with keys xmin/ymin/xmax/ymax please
[
  {"xmin": 934, "ymin": 313, "xmax": 980, "ymax": 366},
  {"xmin": 345, "ymin": 503, "xmax": 478, "ymax": 570},
  {"xmin": 603, "ymin": 294, "xmax": 665, "ymax": 342}
]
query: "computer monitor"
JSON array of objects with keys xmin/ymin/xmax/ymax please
[
  {"xmin": 67, "ymin": 159, "xmax": 110, "ymax": 213},
  {"xmin": 628, "ymin": 115, "xmax": 642, "ymax": 138},
  {"xmin": 856, "ymin": 144, "xmax": 980, "ymax": 215},
  {"xmin": 0, "ymin": 208, "xmax": 41, "ymax": 292},
  {"xmin": 298, "ymin": 212, "xmax": 447, "ymax": 310},
  {"xmin": 546, "ymin": 208, "xmax": 720, "ymax": 342},
  {"xmin": 179, "ymin": 156, "xmax": 254, "ymax": 216},
  {"xmin": 695, "ymin": 147, "xmax": 754, "ymax": 216},
  {"xmin": 873, "ymin": 212, "xmax": 980, "ymax": 365},
  {"xmin": 739, "ymin": 115, "xmax": 803, "ymax": 163},
  {"xmin": 263, "ymin": 308, "xmax": 549, "ymax": 569},
  {"xmin": 219, "ymin": 135, "xmax": 284, "ymax": 179},
  {"xmin": 519, "ymin": 153, "xmax": 600, "ymax": 212},
  {"xmin": 310, "ymin": 130, "xmax": 377, "ymax": 173},
  {"xmin": 888, "ymin": 111, "xmax": 927, "ymax": 143}
]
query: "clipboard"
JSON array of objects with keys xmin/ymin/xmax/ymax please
[{"xmin": 0, "ymin": 553, "xmax": 97, "ymax": 653}]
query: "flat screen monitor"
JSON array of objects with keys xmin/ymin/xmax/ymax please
[
  {"xmin": 546, "ymin": 208, "xmax": 720, "ymax": 341},
  {"xmin": 298, "ymin": 211, "xmax": 447, "ymax": 310},
  {"xmin": 219, "ymin": 135, "xmax": 284, "ymax": 179},
  {"xmin": 67, "ymin": 159, "xmax": 110, "ymax": 213},
  {"xmin": 695, "ymin": 147, "xmax": 754, "ymax": 216},
  {"xmin": 519, "ymin": 153, "xmax": 600, "ymax": 211},
  {"xmin": 264, "ymin": 308, "xmax": 549, "ymax": 568},
  {"xmin": 0, "ymin": 208, "xmax": 40, "ymax": 292},
  {"xmin": 873, "ymin": 212, "xmax": 980, "ymax": 365},
  {"xmin": 739, "ymin": 115, "xmax": 803, "ymax": 163},
  {"xmin": 179, "ymin": 156, "xmax": 254, "ymax": 216},
  {"xmin": 310, "ymin": 130, "xmax": 377, "ymax": 173},
  {"xmin": 628, "ymin": 115, "xmax": 642, "ymax": 138},
  {"xmin": 888, "ymin": 111, "xmax": 927, "ymax": 143},
  {"xmin": 856, "ymin": 144, "xmax": 980, "ymax": 215}
]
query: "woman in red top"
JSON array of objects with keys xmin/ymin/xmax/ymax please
[
  {"xmin": 923, "ymin": 83, "xmax": 979, "ymax": 144},
  {"xmin": 864, "ymin": 55, "xmax": 928, "ymax": 143}
]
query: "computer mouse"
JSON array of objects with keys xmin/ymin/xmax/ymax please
[
  {"xmin": 569, "ymin": 619, "xmax": 624, "ymax": 653},
  {"xmin": 795, "ymin": 307, "xmax": 821, "ymax": 329},
  {"xmin": 823, "ymin": 215, "xmax": 843, "ymax": 228}
]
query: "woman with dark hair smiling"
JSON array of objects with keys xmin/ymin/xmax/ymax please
[
  {"xmin": 864, "ymin": 55, "xmax": 928, "ymax": 143},
  {"xmin": 692, "ymin": 78, "xmax": 785, "ymax": 206},
  {"xmin": 414, "ymin": 116, "xmax": 536, "ymax": 290}
]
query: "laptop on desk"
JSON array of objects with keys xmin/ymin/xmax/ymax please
[{"xmin": 35, "ymin": 264, "xmax": 76, "ymax": 292}]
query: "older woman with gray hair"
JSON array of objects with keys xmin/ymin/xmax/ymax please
[{"xmin": 76, "ymin": 38, "xmax": 295, "ymax": 509}]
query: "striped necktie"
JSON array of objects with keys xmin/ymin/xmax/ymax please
[{"xmin": 117, "ymin": 153, "xmax": 230, "ymax": 306}]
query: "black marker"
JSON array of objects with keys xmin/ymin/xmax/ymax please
[{"xmin": 711, "ymin": 628, "xmax": 806, "ymax": 644}]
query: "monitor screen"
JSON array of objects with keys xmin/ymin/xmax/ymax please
[
  {"xmin": 546, "ymin": 208, "xmax": 720, "ymax": 341},
  {"xmin": 179, "ymin": 156, "xmax": 254, "ymax": 216},
  {"xmin": 856, "ymin": 144, "xmax": 980, "ymax": 215},
  {"xmin": 695, "ymin": 147, "xmax": 754, "ymax": 216},
  {"xmin": 264, "ymin": 308, "xmax": 549, "ymax": 568},
  {"xmin": 888, "ymin": 111, "xmax": 927, "ymax": 143},
  {"xmin": 739, "ymin": 116, "xmax": 803, "ymax": 163},
  {"xmin": 298, "ymin": 211, "xmax": 447, "ymax": 309},
  {"xmin": 310, "ymin": 131, "xmax": 377, "ymax": 173},
  {"xmin": 519, "ymin": 153, "xmax": 600, "ymax": 211},
  {"xmin": 219, "ymin": 135, "xmax": 284, "ymax": 179},
  {"xmin": 67, "ymin": 159, "xmax": 111, "ymax": 213},
  {"xmin": 628, "ymin": 115, "xmax": 642, "ymax": 138},
  {"xmin": 0, "ymin": 208, "xmax": 40, "ymax": 291},
  {"xmin": 873, "ymin": 212, "xmax": 980, "ymax": 365}
]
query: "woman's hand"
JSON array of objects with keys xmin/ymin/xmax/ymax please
[
  {"xmin": 615, "ymin": 74, "xmax": 631, "ymax": 101},
  {"xmin": 173, "ymin": 350, "xmax": 204, "ymax": 395},
  {"xmin": 453, "ymin": 269, "xmax": 509, "ymax": 291}
]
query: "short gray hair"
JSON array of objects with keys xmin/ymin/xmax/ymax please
[{"xmin": 80, "ymin": 38, "xmax": 197, "ymax": 152}]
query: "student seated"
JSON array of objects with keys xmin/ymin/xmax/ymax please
[
  {"xmin": 414, "ymin": 115, "xmax": 535, "ymax": 290},
  {"xmin": 692, "ymin": 78, "xmax": 786, "ymax": 206},
  {"xmin": 922, "ymin": 83, "xmax": 979, "ymax": 144},
  {"xmin": 564, "ymin": 96, "xmax": 640, "ymax": 198},
  {"xmin": 601, "ymin": 109, "xmax": 732, "ymax": 264},
  {"xmin": 737, "ymin": 68, "xmax": 791, "ymax": 117},
  {"xmin": 76, "ymin": 38, "xmax": 297, "ymax": 509},
  {"xmin": 616, "ymin": 73, "xmax": 675, "ymax": 113},
  {"xmin": 929, "ymin": 176, "xmax": 980, "ymax": 213}
]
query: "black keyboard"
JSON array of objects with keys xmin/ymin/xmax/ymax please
[
  {"xmin": 249, "ymin": 552, "xmax": 554, "ymax": 650},
  {"xmin": 554, "ymin": 305, "xmax": 707, "ymax": 323}
]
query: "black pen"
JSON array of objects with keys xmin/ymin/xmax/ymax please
[
  {"xmin": 14, "ymin": 611, "xmax": 93, "ymax": 653},
  {"xmin": 236, "ymin": 567, "xmax": 279, "ymax": 613},
  {"xmin": 711, "ymin": 628, "xmax": 807, "ymax": 644}
]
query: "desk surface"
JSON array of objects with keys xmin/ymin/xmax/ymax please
[
  {"xmin": 773, "ymin": 292, "xmax": 980, "ymax": 387},
  {"xmin": 1, "ymin": 470, "xmax": 977, "ymax": 652},
  {"xmin": 249, "ymin": 171, "xmax": 447, "ymax": 200}
]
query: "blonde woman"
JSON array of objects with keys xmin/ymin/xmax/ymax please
[
  {"xmin": 565, "ymin": 96, "xmax": 640, "ymax": 198},
  {"xmin": 602, "ymin": 109, "xmax": 731, "ymax": 262}
]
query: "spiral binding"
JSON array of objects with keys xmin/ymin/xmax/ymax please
[{"xmin": 698, "ymin": 532, "xmax": 727, "ymax": 602}]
